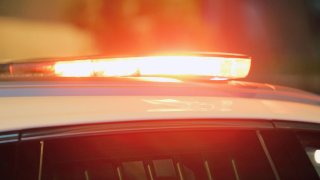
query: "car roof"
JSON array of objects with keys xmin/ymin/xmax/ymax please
[{"xmin": 0, "ymin": 78, "xmax": 319, "ymax": 132}]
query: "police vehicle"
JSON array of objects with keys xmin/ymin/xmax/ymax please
[{"xmin": 0, "ymin": 53, "xmax": 320, "ymax": 180}]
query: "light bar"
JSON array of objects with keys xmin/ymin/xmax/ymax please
[
  {"xmin": 54, "ymin": 56, "xmax": 251, "ymax": 79},
  {"xmin": 2, "ymin": 54, "xmax": 251, "ymax": 79}
]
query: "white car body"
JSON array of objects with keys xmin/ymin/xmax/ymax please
[{"xmin": 1, "ymin": 79, "xmax": 319, "ymax": 132}]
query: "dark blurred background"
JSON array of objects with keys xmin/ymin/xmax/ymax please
[{"xmin": 0, "ymin": 0, "xmax": 319, "ymax": 93}]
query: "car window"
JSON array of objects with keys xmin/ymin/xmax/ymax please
[
  {"xmin": 0, "ymin": 142, "xmax": 16, "ymax": 180},
  {"xmin": 261, "ymin": 130, "xmax": 319, "ymax": 180},
  {"xmin": 297, "ymin": 132, "xmax": 320, "ymax": 178},
  {"xmin": 39, "ymin": 130, "xmax": 277, "ymax": 180}
]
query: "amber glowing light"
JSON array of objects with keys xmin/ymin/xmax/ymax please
[{"xmin": 53, "ymin": 56, "xmax": 251, "ymax": 79}]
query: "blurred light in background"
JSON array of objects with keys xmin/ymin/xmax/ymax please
[{"xmin": 315, "ymin": 150, "xmax": 320, "ymax": 164}]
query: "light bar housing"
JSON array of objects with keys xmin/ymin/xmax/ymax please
[{"xmin": 0, "ymin": 53, "xmax": 251, "ymax": 80}]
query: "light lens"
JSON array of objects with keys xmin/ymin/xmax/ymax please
[{"xmin": 53, "ymin": 56, "xmax": 251, "ymax": 79}]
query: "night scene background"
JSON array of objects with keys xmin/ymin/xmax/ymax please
[{"xmin": 0, "ymin": 0, "xmax": 319, "ymax": 93}]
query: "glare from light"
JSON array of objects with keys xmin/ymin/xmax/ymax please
[
  {"xmin": 210, "ymin": 77, "xmax": 228, "ymax": 81},
  {"xmin": 136, "ymin": 77, "xmax": 182, "ymax": 83},
  {"xmin": 54, "ymin": 60, "xmax": 94, "ymax": 77},
  {"xmin": 314, "ymin": 150, "xmax": 320, "ymax": 164},
  {"xmin": 53, "ymin": 56, "xmax": 251, "ymax": 79}
]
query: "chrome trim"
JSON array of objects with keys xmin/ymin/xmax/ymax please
[
  {"xmin": 21, "ymin": 120, "xmax": 274, "ymax": 141},
  {"xmin": 38, "ymin": 141, "xmax": 44, "ymax": 180},
  {"xmin": 147, "ymin": 164, "xmax": 155, "ymax": 180},
  {"xmin": 116, "ymin": 166, "xmax": 123, "ymax": 180},
  {"xmin": 204, "ymin": 160, "xmax": 213, "ymax": 180},
  {"xmin": 0, "ymin": 133, "xmax": 19, "ymax": 143},
  {"xmin": 256, "ymin": 130, "xmax": 280, "ymax": 180},
  {"xmin": 176, "ymin": 162, "xmax": 184, "ymax": 180},
  {"xmin": 231, "ymin": 159, "xmax": 240, "ymax": 180},
  {"xmin": 84, "ymin": 170, "xmax": 90, "ymax": 180},
  {"xmin": 274, "ymin": 121, "xmax": 320, "ymax": 131}
]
